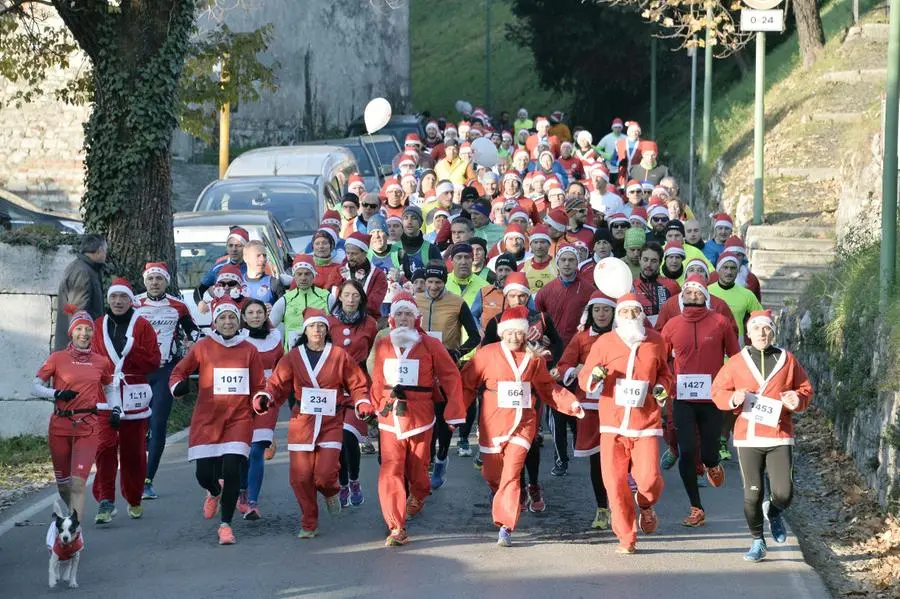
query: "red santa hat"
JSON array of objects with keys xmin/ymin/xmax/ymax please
[
  {"xmin": 625, "ymin": 121, "xmax": 642, "ymax": 134},
  {"xmin": 508, "ymin": 208, "xmax": 530, "ymax": 224},
  {"xmin": 590, "ymin": 163, "xmax": 610, "ymax": 181},
  {"xmin": 215, "ymin": 264, "xmax": 244, "ymax": 284},
  {"xmin": 640, "ymin": 180, "xmax": 655, "ymax": 192},
  {"xmin": 459, "ymin": 141, "xmax": 472, "ymax": 153},
  {"xmin": 321, "ymin": 210, "xmax": 342, "ymax": 229},
  {"xmin": 211, "ymin": 298, "xmax": 241, "ymax": 322},
  {"xmin": 535, "ymin": 117, "xmax": 550, "ymax": 128},
  {"xmin": 587, "ymin": 290, "xmax": 617, "ymax": 309},
  {"xmin": 143, "ymin": 261, "xmax": 170, "ymax": 283},
  {"xmin": 502, "ymin": 170, "xmax": 522, "ymax": 185},
  {"xmin": 345, "ymin": 231, "xmax": 371, "ymax": 253},
  {"xmin": 576, "ymin": 130, "xmax": 594, "ymax": 146},
  {"xmin": 291, "ymin": 254, "xmax": 317, "ymax": 276},
  {"xmin": 716, "ymin": 253, "xmax": 740, "ymax": 271},
  {"xmin": 503, "ymin": 223, "xmax": 527, "ymax": 241},
  {"xmin": 425, "ymin": 120, "xmax": 440, "ymax": 133},
  {"xmin": 404, "ymin": 133, "xmax": 422, "ymax": 148},
  {"xmin": 611, "ymin": 118, "xmax": 624, "ymax": 129},
  {"xmin": 512, "ymin": 149, "xmax": 530, "ymax": 163},
  {"xmin": 64, "ymin": 304, "xmax": 93, "ymax": 336},
  {"xmin": 607, "ymin": 212, "xmax": 629, "ymax": 226},
  {"xmin": 444, "ymin": 123, "xmax": 458, "ymax": 136},
  {"xmin": 712, "ymin": 212, "xmax": 734, "ymax": 230},
  {"xmin": 389, "ymin": 291, "xmax": 421, "ymax": 321},
  {"xmin": 616, "ymin": 292, "xmax": 644, "ymax": 312},
  {"xmin": 747, "ymin": 309, "xmax": 776, "ymax": 334},
  {"xmin": 555, "ymin": 243, "xmax": 578, "ymax": 263},
  {"xmin": 664, "ymin": 240, "xmax": 686, "ymax": 259},
  {"xmin": 625, "ymin": 179, "xmax": 643, "ymax": 193},
  {"xmin": 648, "ymin": 200, "xmax": 668, "ymax": 220},
  {"xmin": 640, "ymin": 140, "xmax": 659, "ymax": 156},
  {"xmin": 107, "ymin": 277, "xmax": 135, "ymax": 302},
  {"xmin": 348, "ymin": 173, "xmax": 366, "ymax": 191},
  {"xmin": 722, "ymin": 235, "xmax": 747, "ymax": 256},
  {"xmin": 502, "ymin": 271, "xmax": 531, "ymax": 297},
  {"xmin": 381, "ymin": 177, "xmax": 402, "ymax": 195},
  {"xmin": 685, "ymin": 258, "xmax": 711, "ymax": 276},
  {"xmin": 545, "ymin": 208, "xmax": 568, "ymax": 233},
  {"xmin": 227, "ymin": 226, "xmax": 250, "ymax": 246},
  {"xmin": 682, "ymin": 274, "xmax": 710, "ymax": 301},
  {"xmin": 313, "ymin": 227, "xmax": 338, "ymax": 247},
  {"xmin": 497, "ymin": 305, "xmax": 530, "ymax": 336},
  {"xmin": 546, "ymin": 178, "xmax": 564, "ymax": 196},
  {"xmin": 629, "ymin": 207, "xmax": 648, "ymax": 228},
  {"xmin": 302, "ymin": 307, "xmax": 330, "ymax": 331},
  {"xmin": 529, "ymin": 224, "xmax": 551, "ymax": 244},
  {"xmin": 400, "ymin": 173, "xmax": 417, "ymax": 187},
  {"xmin": 651, "ymin": 186, "xmax": 672, "ymax": 201},
  {"xmin": 398, "ymin": 154, "xmax": 417, "ymax": 169}
]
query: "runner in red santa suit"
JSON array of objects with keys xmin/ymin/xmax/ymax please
[
  {"xmin": 660, "ymin": 275, "xmax": 741, "ymax": 528},
  {"xmin": 578, "ymin": 293, "xmax": 674, "ymax": 554},
  {"xmin": 342, "ymin": 231, "xmax": 388, "ymax": 317},
  {"xmin": 91, "ymin": 278, "xmax": 160, "ymax": 524},
  {"xmin": 34, "ymin": 306, "xmax": 114, "ymax": 522},
  {"xmin": 461, "ymin": 305, "xmax": 584, "ymax": 547},
  {"xmin": 251, "ymin": 308, "xmax": 368, "ymax": 538},
  {"xmin": 552, "ymin": 290, "xmax": 615, "ymax": 530},
  {"xmin": 236, "ymin": 299, "xmax": 285, "ymax": 521},
  {"xmin": 203, "ymin": 264, "xmax": 249, "ymax": 313},
  {"xmin": 359, "ymin": 291, "xmax": 466, "ymax": 546},
  {"xmin": 712, "ymin": 310, "xmax": 813, "ymax": 562},
  {"xmin": 169, "ymin": 298, "xmax": 266, "ymax": 545},
  {"xmin": 327, "ymin": 280, "xmax": 378, "ymax": 507}
]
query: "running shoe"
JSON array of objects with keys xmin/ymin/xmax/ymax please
[
  {"xmin": 660, "ymin": 448, "xmax": 678, "ymax": 470},
  {"xmin": 349, "ymin": 480, "xmax": 364, "ymax": 506},
  {"xmin": 550, "ymin": 459, "xmax": 568, "ymax": 477},
  {"xmin": 95, "ymin": 500, "xmax": 116, "ymax": 524},
  {"xmin": 592, "ymin": 507, "xmax": 611, "ymax": 530},
  {"xmin": 203, "ymin": 492, "xmax": 220, "ymax": 520},
  {"xmin": 497, "ymin": 526, "xmax": 512, "ymax": 547},
  {"xmin": 719, "ymin": 438, "xmax": 732, "ymax": 461},
  {"xmin": 706, "ymin": 464, "xmax": 726, "ymax": 488},
  {"xmin": 297, "ymin": 528, "xmax": 318, "ymax": 539},
  {"xmin": 325, "ymin": 493, "xmax": 342, "ymax": 517},
  {"xmin": 527, "ymin": 484, "xmax": 546, "ymax": 513},
  {"xmin": 764, "ymin": 500, "xmax": 787, "ymax": 544},
  {"xmin": 682, "ymin": 507, "xmax": 706, "ymax": 527},
  {"xmin": 385, "ymin": 528, "xmax": 408, "ymax": 546},
  {"xmin": 430, "ymin": 458, "xmax": 447, "ymax": 490},
  {"xmin": 360, "ymin": 438, "xmax": 377, "ymax": 455},
  {"xmin": 339, "ymin": 485, "xmax": 351, "ymax": 508},
  {"xmin": 243, "ymin": 505, "xmax": 260, "ymax": 521},
  {"xmin": 744, "ymin": 538, "xmax": 768, "ymax": 562},
  {"xmin": 236, "ymin": 490, "xmax": 250, "ymax": 514},
  {"xmin": 264, "ymin": 439, "xmax": 277, "ymax": 461},
  {"xmin": 638, "ymin": 503, "xmax": 658, "ymax": 534},
  {"xmin": 473, "ymin": 456, "xmax": 483, "ymax": 471},
  {"xmin": 457, "ymin": 439, "xmax": 473, "ymax": 457},
  {"xmin": 127, "ymin": 504, "xmax": 143, "ymax": 519},
  {"xmin": 142, "ymin": 480, "xmax": 158, "ymax": 500},
  {"xmin": 615, "ymin": 544, "xmax": 636, "ymax": 554},
  {"xmin": 217, "ymin": 523, "xmax": 236, "ymax": 545},
  {"xmin": 406, "ymin": 495, "xmax": 424, "ymax": 520},
  {"xmin": 697, "ymin": 474, "xmax": 708, "ymax": 488}
]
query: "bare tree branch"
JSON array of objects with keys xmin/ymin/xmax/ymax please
[{"xmin": 0, "ymin": 0, "xmax": 53, "ymax": 18}]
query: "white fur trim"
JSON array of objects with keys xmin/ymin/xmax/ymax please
[
  {"xmin": 616, "ymin": 299, "xmax": 643, "ymax": 311},
  {"xmin": 302, "ymin": 315, "xmax": 330, "ymax": 330},
  {"xmin": 107, "ymin": 284, "xmax": 134, "ymax": 301},
  {"xmin": 503, "ymin": 283, "xmax": 531, "ymax": 296},
  {"xmin": 212, "ymin": 302, "xmax": 240, "ymax": 321},
  {"xmin": 588, "ymin": 297, "xmax": 617, "ymax": 309},
  {"xmin": 435, "ymin": 181, "xmax": 454, "ymax": 195},
  {"xmin": 714, "ymin": 218, "xmax": 734, "ymax": 229},
  {"xmin": 496, "ymin": 318, "xmax": 528, "ymax": 335},
  {"xmin": 188, "ymin": 441, "xmax": 250, "ymax": 460},
  {"xmin": 530, "ymin": 232, "xmax": 551, "ymax": 244},
  {"xmin": 215, "ymin": 271, "xmax": 242, "ymax": 283},
  {"xmin": 390, "ymin": 299, "xmax": 419, "ymax": 318},
  {"xmin": 345, "ymin": 237, "xmax": 369, "ymax": 252},
  {"xmin": 556, "ymin": 246, "xmax": 578, "ymax": 261},
  {"xmin": 292, "ymin": 260, "xmax": 316, "ymax": 275},
  {"xmin": 717, "ymin": 255, "xmax": 740, "ymax": 269},
  {"xmin": 142, "ymin": 267, "xmax": 170, "ymax": 282},
  {"xmin": 746, "ymin": 314, "xmax": 775, "ymax": 333},
  {"xmin": 664, "ymin": 247, "xmax": 686, "ymax": 258}
]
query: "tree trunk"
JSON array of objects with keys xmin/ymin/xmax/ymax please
[
  {"xmin": 793, "ymin": 0, "xmax": 826, "ymax": 67},
  {"xmin": 52, "ymin": 1, "xmax": 194, "ymax": 287}
]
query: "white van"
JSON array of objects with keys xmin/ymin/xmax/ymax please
[{"xmin": 224, "ymin": 145, "xmax": 358, "ymax": 209}]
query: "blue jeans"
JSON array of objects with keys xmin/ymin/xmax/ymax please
[
  {"xmin": 145, "ymin": 362, "xmax": 175, "ymax": 482},
  {"xmin": 239, "ymin": 441, "xmax": 269, "ymax": 504}
]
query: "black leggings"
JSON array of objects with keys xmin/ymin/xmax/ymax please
[
  {"xmin": 457, "ymin": 400, "xmax": 478, "ymax": 441},
  {"xmin": 339, "ymin": 430, "xmax": 361, "ymax": 486},
  {"xmin": 721, "ymin": 410, "xmax": 738, "ymax": 440},
  {"xmin": 737, "ymin": 445, "xmax": 794, "ymax": 539},
  {"xmin": 430, "ymin": 401, "xmax": 453, "ymax": 462},
  {"xmin": 675, "ymin": 401, "xmax": 723, "ymax": 509},
  {"xmin": 195, "ymin": 454, "xmax": 246, "ymax": 525},
  {"xmin": 589, "ymin": 453, "xmax": 608, "ymax": 508},
  {"xmin": 550, "ymin": 409, "xmax": 577, "ymax": 464}
]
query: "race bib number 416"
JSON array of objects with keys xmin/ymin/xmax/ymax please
[
  {"xmin": 213, "ymin": 368, "xmax": 249, "ymax": 395},
  {"xmin": 614, "ymin": 379, "xmax": 648, "ymax": 408}
]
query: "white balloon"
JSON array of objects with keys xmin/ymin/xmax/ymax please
[
  {"xmin": 593, "ymin": 257, "xmax": 634, "ymax": 299},
  {"xmin": 364, "ymin": 98, "xmax": 392, "ymax": 134},
  {"xmin": 455, "ymin": 100, "xmax": 473, "ymax": 115},
  {"xmin": 471, "ymin": 136, "xmax": 499, "ymax": 167}
]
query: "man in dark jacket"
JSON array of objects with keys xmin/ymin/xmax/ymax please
[{"xmin": 54, "ymin": 234, "xmax": 107, "ymax": 350}]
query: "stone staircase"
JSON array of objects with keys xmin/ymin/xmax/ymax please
[{"xmin": 744, "ymin": 225, "xmax": 836, "ymax": 312}]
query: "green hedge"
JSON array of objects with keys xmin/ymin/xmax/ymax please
[{"xmin": 0, "ymin": 225, "xmax": 80, "ymax": 252}]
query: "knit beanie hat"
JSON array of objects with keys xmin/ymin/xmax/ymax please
[{"xmin": 624, "ymin": 227, "xmax": 646, "ymax": 250}]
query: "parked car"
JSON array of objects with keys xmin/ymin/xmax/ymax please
[
  {"xmin": 192, "ymin": 178, "xmax": 319, "ymax": 252},
  {"xmin": 345, "ymin": 114, "xmax": 425, "ymax": 149},
  {"xmin": 223, "ymin": 145, "xmax": 358, "ymax": 211},
  {"xmin": 300, "ymin": 134, "xmax": 400, "ymax": 193},
  {"xmin": 173, "ymin": 210, "xmax": 294, "ymax": 330},
  {"xmin": 0, "ymin": 189, "xmax": 83, "ymax": 233}
]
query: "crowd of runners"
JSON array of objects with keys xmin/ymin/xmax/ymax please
[{"xmin": 36, "ymin": 107, "xmax": 812, "ymax": 563}]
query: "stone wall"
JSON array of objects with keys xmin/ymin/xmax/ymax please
[{"xmin": 0, "ymin": 243, "xmax": 75, "ymax": 438}]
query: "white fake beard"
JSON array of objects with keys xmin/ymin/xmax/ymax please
[
  {"xmin": 390, "ymin": 326, "xmax": 421, "ymax": 348},
  {"xmin": 614, "ymin": 317, "xmax": 646, "ymax": 347}
]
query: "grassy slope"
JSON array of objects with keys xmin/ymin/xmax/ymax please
[{"xmin": 410, "ymin": 0, "xmax": 572, "ymax": 119}]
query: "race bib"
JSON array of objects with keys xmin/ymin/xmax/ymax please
[
  {"xmin": 213, "ymin": 368, "xmax": 249, "ymax": 395},
  {"xmin": 300, "ymin": 387, "xmax": 337, "ymax": 417},
  {"xmin": 742, "ymin": 394, "xmax": 783, "ymax": 428},
  {"xmin": 122, "ymin": 384, "xmax": 152, "ymax": 411},
  {"xmin": 677, "ymin": 374, "xmax": 712, "ymax": 401},
  {"xmin": 384, "ymin": 359, "xmax": 420, "ymax": 387},
  {"xmin": 426, "ymin": 331, "xmax": 443, "ymax": 342},
  {"xmin": 497, "ymin": 381, "xmax": 532, "ymax": 409},
  {"xmin": 614, "ymin": 379, "xmax": 648, "ymax": 408}
]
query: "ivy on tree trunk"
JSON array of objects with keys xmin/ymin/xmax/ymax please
[{"xmin": 51, "ymin": 0, "xmax": 195, "ymax": 285}]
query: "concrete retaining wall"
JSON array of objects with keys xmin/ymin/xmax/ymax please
[{"xmin": 0, "ymin": 243, "xmax": 74, "ymax": 438}]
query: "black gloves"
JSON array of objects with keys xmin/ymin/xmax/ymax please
[
  {"xmin": 172, "ymin": 380, "xmax": 190, "ymax": 397},
  {"xmin": 109, "ymin": 407, "xmax": 122, "ymax": 429},
  {"xmin": 54, "ymin": 390, "xmax": 78, "ymax": 402}
]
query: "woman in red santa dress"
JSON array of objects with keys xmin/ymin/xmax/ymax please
[
  {"xmin": 358, "ymin": 291, "xmax": 466, "ymax": 546},
  {"xmin": 252, "ymin": 308, "xmax": 368, "ymax": 538},
  {"xmin": 169, "ymin": 298, "xmax": 266, "ymax": 546},
  {"xmin": 236, "ymin": 299, "xmax": 285, "ymax": 521},
  {"xmin": 327, "ymin": 280, "xmax": 378, "ymax": 507},
  {"xmin": 461, "ymin": 305, "xmax": 584, "ymax": 547},
  {"xmin": 552, "ymin": 290, "xmax": 615, "ymax": 531}
]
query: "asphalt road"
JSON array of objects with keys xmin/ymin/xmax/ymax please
[{"xmin": 0, "ymin": 408, "xmax": 830, "ymax": 599}]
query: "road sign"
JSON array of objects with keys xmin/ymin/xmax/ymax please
[
  {"xmin": 742, "ymin": 0, "xmax": 783, "ymax": 9},
  {"xmin": 740, "ymin": 9, "xmax": 785, "ymax": 32}
]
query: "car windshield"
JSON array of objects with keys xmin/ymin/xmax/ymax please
[
  {"xmin": 196, "ymin": 182, "xmax": 320, "ymax": 237},
  {"xmin": 337, "ymin": 142, "xmax": 375, "ymax": 176},
  {"xmin": 371, "ymin": 140, "xmax": 399, "ymax": 168},
  {"xmin": 175, "ymin": 242, "xmax": 226, "ymax": 291}
]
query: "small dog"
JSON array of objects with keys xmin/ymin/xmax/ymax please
[{"xmin": 47, "ymin": 500, "xmax": 83, "ymax": 589}]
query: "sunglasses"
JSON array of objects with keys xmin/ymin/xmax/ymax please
[
  {"xmin": 627, "ymin": 190, "xmax": 640, "ymax": 195},
  {"xmin": 611, "ymin": 223, "xmax": 630, "ymax": 229},
  {"xmin": 651, "ymin": 216, "xmax": 668, "ymax": 223},
  {"xmin": 218, "ymin": 280, "xmax": 240, "ymax": 288},
  {"xmin": 362, "ymin": 203, "xmax": 378, "ymax": 208}
]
